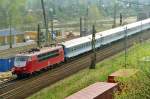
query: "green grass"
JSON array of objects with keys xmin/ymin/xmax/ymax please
[{"xmin": 28, "ymin": 41, "xmax": 150, "ymax": 99}]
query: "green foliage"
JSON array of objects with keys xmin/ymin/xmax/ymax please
[
  {"xmin": 0, "ymin": 0, "xmax": 149, "ymax": 29},
  {"xmin": 115, "ymin": 41, "xmax": 150, "ymax": 99},
  {"xmin": 0, "ymin": 0, "xmax": 26, "ymax": 28},
  {"xmin": 28, "ymin": 40, "xmax": 150, "ymax": 99},
  {"xmin": 88, "ymin": 4, "xmax": 104, "ymax": 24},
  {"xmin": 9, "ymin": 0, "xmax": 25, "ymax": 26}
]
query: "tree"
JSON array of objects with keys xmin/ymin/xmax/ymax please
[
  {"xmin": 88, "ymin": 4, "xmax": 104, "ymax": 24},
  {"xmin": 0, "ymin": 0, "xmax": 26, "ymax": 28}
]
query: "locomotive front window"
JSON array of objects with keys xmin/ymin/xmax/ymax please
[
  {"xmin": 15, "ymin": 56, "xmax": 29, "ymax": 62},
  {"xmin": 14, "ymin": 56, "xmax": 29, "ymax": 67}
]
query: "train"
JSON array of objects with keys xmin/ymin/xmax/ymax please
[{"xmin": 12, "ymin": 18, "xmax": 150, "ymax": 78}]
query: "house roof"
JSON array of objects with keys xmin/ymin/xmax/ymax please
[{"xmin": 0, "ymin": 28, "xmax": 23, "ymax": 36}]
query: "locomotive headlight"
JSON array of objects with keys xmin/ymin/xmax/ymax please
[
  {"xmin": 28, "ymin": 57, "xmax": 32, "ymax": 61},
  {"xmin": 11, "ymin": 68, "xmax": 15, "ymax": 72},
  {"xmin": 22, "ymin": 67, "xmax": 27, "ymax": 70}
]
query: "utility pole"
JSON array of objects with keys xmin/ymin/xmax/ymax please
[
  {"xmin": 113, "ymin": 1, "xmax": 117, "ymax": 28},
  {"xmin": 98, "ymin": 0, "xmax": 102, "ymax": 9},
  {"xmin": 124, "ymin": 26, "xmax": 127, "ymax": 68},
  {"xmin": 41, "ymin": 0, "xmax": 50, "ymax": 45},
  {"xmin": 139, "ymin": 21, "xmax": 142, "ymax": 43},
  {"xmin": 9, "ymin": 14, "xmax": 12, "ymax": 48},
  {"xmin": 51, "ymin": 16, "xmax": 54, "ymax": 36},
  {"xmin": 90, "ymin": 25, "xmax": 96, "ymax": 69},
  {"xmin": 120, "ymin": 13, "xmax": 123, "ymax": 26},
  {"xmin": 50, "ymin": 8, "xmax": 54, "ymax": 44},
  {"xmin": 37, "ymin": 24, "xmax": 41, "ymax": 47},
  {"xmin": 137, "ymin": 0, "xmax": 140, "ymax": 20},
  {"xmin": 85, "ymin": 6, "xmax": 89, "ymax": 35},
  {"xmin": 80, "ymin": 17, "xmax": 83, "ymax": 37}
]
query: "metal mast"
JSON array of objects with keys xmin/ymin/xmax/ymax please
[
  {"xmin": 113, "ymin": 0, "xmax": 117, "ymax": 28},
  {"xmin": 37, "ymin": 24, "xmax": 41, "ymax": 47},
  {"xmin": 90, "ymin": 25, "xmax": 96, "ymax": 69},
  {"xmin": 9, "ymin": 14, "xmax": 12, "ymax": 48},
  {"xmin": 41, "ymin": 0, "xmax": 50, "ymax": 45},
  {"xmin": 80, "ymin": 17, "xmax": 83, "ymax": 37},
  {"xmin": 124, "ymin": 26, "xmax": 128, "ymax": 68}
]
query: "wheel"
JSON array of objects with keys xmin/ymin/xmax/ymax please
[
  {"xmin": 17, "ymin": 74, "xmax": 29, "ymax": 79},
  {"xmin": 17, "ymin": 74, "xmax": 23, "ymax": 79}
]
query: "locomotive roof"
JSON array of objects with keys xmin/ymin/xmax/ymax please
[
  {"xmin": 16, "ymin": 46, "xmax": 62, "ymax": 57},
  {"xmin": 62, "ymin": 18, "xmax": 150, "ymax": 48}
]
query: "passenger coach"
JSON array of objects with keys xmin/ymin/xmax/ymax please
[{"xmin": 62, "ymin": 18, "xmax": 150, "ymax": 59}]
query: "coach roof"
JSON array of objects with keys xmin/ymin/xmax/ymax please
[
  {"xmin": 62, "ymin": 18, "xmax": 150, "ymax": 49},
  {"xmin": 61, "ymin": 37, "xmax": 91, "ymax": 48}
]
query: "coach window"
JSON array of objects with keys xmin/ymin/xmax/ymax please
[
  {"xmin": 69, "ymin": 48, "xmax": 71, "ymax": 52},
  {"xmin": 79, "ymin": 45, "xmax": 80, "ymax": 48},
  {"xmin": 68, "ymin": 49, "xmax": 70, "ymax": 52},
  {"xmin": 74, "ymin": 47, "xmax": 76, "ymax": 51}
]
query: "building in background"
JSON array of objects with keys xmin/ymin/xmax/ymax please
[
  {"xmin": 0, "ymin": 28, "xmax": 24, "ymax": 46},
  {"xmin": 24, "ymin": 29, "xmax": 62, "ymax": 41},
  {"xmin": 25, "ymin": 31, "xmax": 37, "ymax": 41}
]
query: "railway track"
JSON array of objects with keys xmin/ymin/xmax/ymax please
[
  {"xmin": 0, "ymin": 30, "xmax": 149, "ymax": 99},
  {"xmin": 0, "ymin": 36, "xmax": 78, "ymax": 58},
  {"xmin": 0, "ymin": 44, "xmax": 36, "ymax": 58}
]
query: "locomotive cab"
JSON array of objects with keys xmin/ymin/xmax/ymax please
[
  {"xmin": 14, "ymin": 56, "xmax": 30, "ymax": 67},
  {"xmin": 12, "ymin": 55, "xmax": 31, "ymax": 76},
  {"xmin": 12, "ymin": 46, "xmax": 65, "ymax": 78}
]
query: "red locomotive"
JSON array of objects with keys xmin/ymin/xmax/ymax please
[{"xmin": 12, "ymin": 46, "xmax": 64, "ymax": 77}]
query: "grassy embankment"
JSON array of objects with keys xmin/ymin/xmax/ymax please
[{"xmin": 28, "ymin": 40, "xmax": 150, "ymax": 99}]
